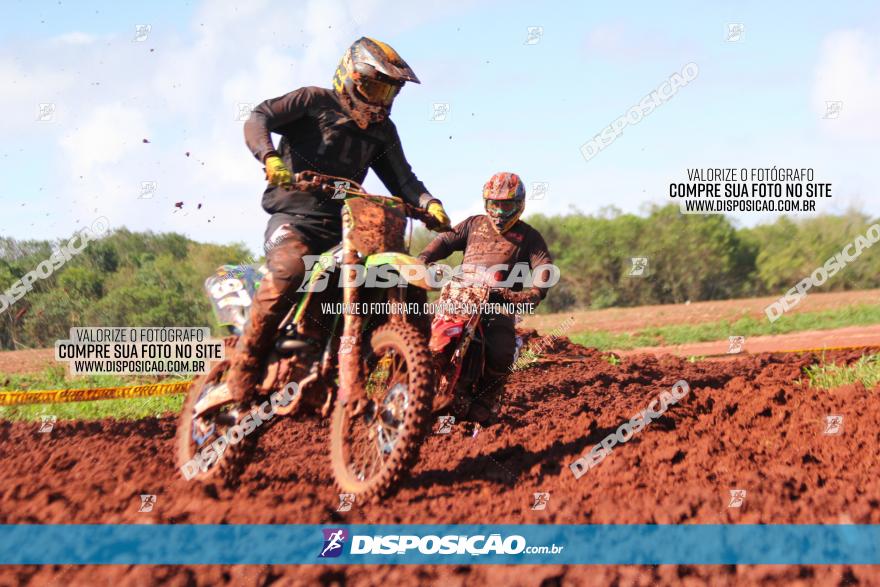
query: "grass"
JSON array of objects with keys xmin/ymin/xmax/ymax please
[
  {"xmin": 804, "ymin": 354, "xmax": 880, "ymax": 390},
  {"xmin": 602, "ymin": 353, "xmax": 621, "ymax": 366},
  {"xmin": 569, "ymin": 303, "xmax": 880, "ymax": 351},
  {"xmin": 0, "ymin": 364, "xmax": 187, "ymax": 421}
]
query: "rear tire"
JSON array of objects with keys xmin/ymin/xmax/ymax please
[{"xmin": 330, "ymin": 321, "xmax": 433, "ymax": 501}]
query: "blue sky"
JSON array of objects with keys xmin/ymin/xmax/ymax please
[{"xmin": 2, "ymin": 0, "xmax": 879, "ymax": 254}]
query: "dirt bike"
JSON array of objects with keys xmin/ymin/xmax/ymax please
[
  {"xmin": 176, "ymin": 171, "xmax": 439, "ymax": 501},
  {"xmin": 428, "ymin": 273, "xmax": 521, "ymax": 422}
]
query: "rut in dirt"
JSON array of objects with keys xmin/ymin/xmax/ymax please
[{"xmin": 1, "ymin": 337, "xmax": 877, "ymax": 528}]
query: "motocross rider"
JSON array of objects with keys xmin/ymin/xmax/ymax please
[
  {"xmin": 418, "ymin": 172, "xmax": 554, "ymax": 423},
  {"xmin": 227, "ymin": 37, "xmax": 452, "ymax": 403}
]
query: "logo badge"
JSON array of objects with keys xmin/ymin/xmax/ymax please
[
  {"xmin": 38, "ymin": 415, "xmax": 57, "ymax": 433},
  {"xmin": 531, "ymin": 492, "xmax": 550, "ymax": 510},
  {"xmin": 133, "ymin": 24, "xmax": 152, "ymax": 42},
  {"xmin": 727, "ymin": 336, "xmax": 745, "ymax": 354},
  {"xmin": 235, "ymin": 102, "xmax": 255, "ymax": 121},
  {"xmin": 524, "ymin": 26, "xmax": 544, "ymax": 45},
  {"xmin": 529, "ymin": 181, "xmax": 549, "ymax": 200},
  {"xmin": 823, "ymin": 415, "xmax": 844, "ymax": 435},
  {"xmin": 332, "ymin": 180, "xmax": 350, "ymax": 200},
  {"xmin": 728, "ymin": 489, "xmax": 746, "ymax": 508},
  {"xmin": 319, "ymin": 528, "xmax": 348, "ymax": 558},
  {"xmin": 726, "ymin": 23, "xmax": 744, "ymax": 42},
  {"xmin": 823, "ymin": 101, "xmax": 843, "ymax": 119},
  {"xmin": 339, "ymin": 335, "xmax": 356, "ymax": 355},
  {"xmin": 430, "ymin": 103, "xmax": 450, "ymax": 122},
  {"xmin": 436, "ymin": 415, "xmax": 455, "ymax": 434},
  {"xmin": 628, "ymin": 257, "xmax": 648, "ymax": 277},
  {"xmin": 138, "ymin": 494, "xmax": 157, "ymax": 512},
  {"xmin": 37, "ymin": 103, "xmax": 56, "ymax": 122},
  {"xmin": 139, "ymin": 181, "xmax": 158, "ymax": 199},
  {"xmin": 337, "ymin": 493, "xmax": 355, "ymax": 512}
]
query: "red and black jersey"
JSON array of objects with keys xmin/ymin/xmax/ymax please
[{"xmin": 418, "ymin": 215, "xmax": 554, "ymax": 298}]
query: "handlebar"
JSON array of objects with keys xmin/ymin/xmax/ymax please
[
  {"xmin": 286, "ymin": 170, "xmax": 366, "ymax": 195},
  {"xmin": 404, "ymin": 203, "xmax": 439, "ymax": 228},
  {"xmin": 286, "ymin": 170, "xmax": 450, "ymax": 232}
]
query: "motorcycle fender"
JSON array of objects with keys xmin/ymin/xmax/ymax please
[
  {"xmin": 192, "ymin": 383, "xmax": 234, "ymax": 418},
  {"xmin": 429, "ymin": 317, "xmax": 465, "ymax": 353},
  {"xmin": 364, "ymin": 252, "xmax": 433, "ymax": 290}
]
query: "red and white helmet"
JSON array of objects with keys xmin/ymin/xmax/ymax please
[{"xmin": 482, "ymin": 172, "xmax": 526, "ymax": 233}]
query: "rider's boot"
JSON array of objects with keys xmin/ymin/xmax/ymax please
[
  {"xmin": 226, "ymin": 235, "xmax": 311, "ymax": 404},
  {"xmin": 465, "ymin": 365, "xmax": 507, "ymax": 424}
]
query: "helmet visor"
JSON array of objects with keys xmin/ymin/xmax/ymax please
[{"xmin": 355, "ymin": 77, "xmax": 402, "ymax": 107}]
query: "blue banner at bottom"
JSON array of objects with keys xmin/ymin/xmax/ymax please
[{"xmin": 1, "ymin": 524, "xmax": 878, "ymax": 565}]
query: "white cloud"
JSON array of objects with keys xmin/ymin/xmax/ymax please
[
  {"xmin": 59, "ymin": 104, "xmax": 151, "ymax": 169},
  {"xmin": 0, "ymin": 0, "xmax": 479, "ymax": 253},
  {"xmin": 813, "ymin": 29, "xmax": 880, "ymax": 140},
  {"xmin": 583, "ymin": 22, "xmax": 694, "ymax": 61},
  {"xmin": 585, "ymin": 23, "xmax": 629, "ymax": 56},
  {"xmin": 51, "ymin": 32, "xmax": 96, "ymax": 45},
  {"xmin": 0, "ymin": 58, "xmax": 75, "ymax": 131}
]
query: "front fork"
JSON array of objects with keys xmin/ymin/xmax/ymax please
[
  {"xmin": 337, "ymin": 244, "xmax": 363, "ymax": 405},
  {"xmin": 336, "ymin": 208, "xmax": 411, "ymax": 405}
]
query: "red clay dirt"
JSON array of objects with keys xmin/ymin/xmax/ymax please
[{"xmin": 1, "ymin": 339, "xmax": 879, "ymax": 586}]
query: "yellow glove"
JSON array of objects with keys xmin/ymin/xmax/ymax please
[
  {"xmin": 426, "ymin": 201, "xmax": 451, "ymax": 231},
  {"xmin": 264, "ymin": 155, "xmax": 293, "ymax": 186}
]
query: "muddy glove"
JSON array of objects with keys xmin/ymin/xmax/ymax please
[
  {"xmin": 426, "ymin": 200, "xmax": 452, "ymax": 231},
  {"xmin": 264, "ymin": 154, "xmax": 293, "ymax": 186}
]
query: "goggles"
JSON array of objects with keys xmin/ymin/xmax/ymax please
[
  {"xmin": 485, "ymin": 199, "xmax": 522, "ymax": 218},
  {"xmin": 355, "ymin": 77, "xmax": 402, "ymax": 107}
]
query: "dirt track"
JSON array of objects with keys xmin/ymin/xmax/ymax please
[
  {"xmin": 1, "ymin": 338, "xmax": 879, "ymax": 585},
  {"xmin": 618, "ymin": 324, "xmax": 880, "ymax": 357},
  {"xmin": 522, "ymin": 288, "xmax": 880, "ymax": 334}
]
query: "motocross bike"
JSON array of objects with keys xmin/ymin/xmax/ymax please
[
  {"xmin": 176, "ymin": 171, "xmax": 439, "ymax": 501},
  {"xmin": 428, "ymin": 273, "xmax": 521, "ymax": 420}
]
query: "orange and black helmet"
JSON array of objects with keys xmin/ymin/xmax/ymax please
[
  {"xmin": 482, "ymin": 172, "xmax": 526, "ymax": 233},
  {"xmin": 333, "ymin": 37, "xmax": 419, "ymax": 128}
]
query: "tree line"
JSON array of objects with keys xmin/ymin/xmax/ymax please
[
  {"xmin": 523, "ymin": 205, "xmax": 879, "ymax": 312},
  {"xmin": 1, "ymin": 205, "xmax": 878, "ymax": 349}
]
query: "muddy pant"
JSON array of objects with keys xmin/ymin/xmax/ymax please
[
  {"xmin": 458, "ymin": 315, "xmax": 516, "ymax": 419},
  {"xmin": 226, "ymin": 216, "xmax": 338, "ymax": 402},
  {"xmin": 482, "ymin": 314, "xmax": 517, "ymax": 387}
]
